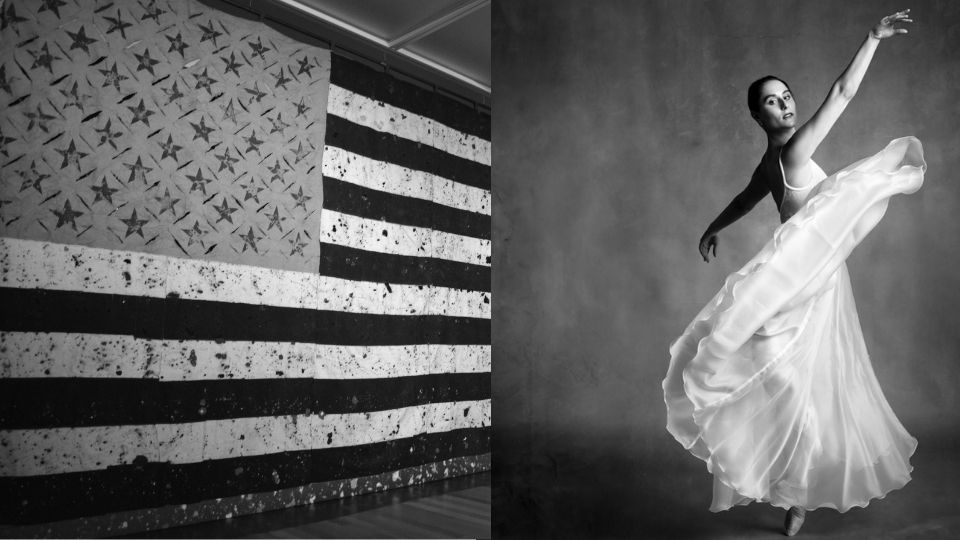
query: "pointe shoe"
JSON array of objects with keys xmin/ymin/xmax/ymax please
[{"xmin": 784, "ymin": 506, "xmax": 806, "ymax": 536}]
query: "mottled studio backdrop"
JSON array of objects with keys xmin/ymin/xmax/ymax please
[
  {"xmin": 493, "ymin": 0, "xmax": 960, "ymax": 537},
  {"xmin": 0, "ymin": 0, "xmax": 490, "ymax": 536}
]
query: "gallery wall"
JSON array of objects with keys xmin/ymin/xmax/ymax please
[{"xmin": 0, "ymin": 0, "xmax": 490, "ymax": 535}]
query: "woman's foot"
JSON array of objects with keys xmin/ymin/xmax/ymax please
[{"xmin": 784, "ymin": 506, "xmax": 806, "ymax": 536}]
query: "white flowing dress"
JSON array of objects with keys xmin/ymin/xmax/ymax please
[{"xmin": 663, "ymin": 137, "xmax": 925, "ymax": 512}]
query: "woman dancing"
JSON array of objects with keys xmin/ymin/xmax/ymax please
[{"xmin": 663, "ymin": 9, "xmax": 925, "ymax": 537}]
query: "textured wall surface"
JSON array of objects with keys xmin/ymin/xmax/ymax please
[
  {"xmin": 492, "ymin": 0, "xmax": 960, "ymax": 537},
  {"xmin": 0, "ymin": 0, "xmax": 490, "ymax": 535},
  {"xmin": 0, "ymin": 0, "xmax": 329, "ymax": 272}
]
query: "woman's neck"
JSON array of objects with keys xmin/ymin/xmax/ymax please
[{"xmin": 766, "ymin": 127, "xmax": 796, "ymax": 153}]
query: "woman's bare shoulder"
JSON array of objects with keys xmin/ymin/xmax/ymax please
[{"xmin": 754, "ymin": 153, "xmax": 780, "ymax": 183}]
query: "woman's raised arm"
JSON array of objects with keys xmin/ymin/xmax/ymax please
[{"xmin": 780, "ymin": 10, "xmax": 912, "ymax": 184}]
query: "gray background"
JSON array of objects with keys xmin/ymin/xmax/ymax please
[{"xmin": 492, "ymin": 0, "xmax": 960, "ymax": 537}]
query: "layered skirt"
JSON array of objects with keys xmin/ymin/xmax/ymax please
[{"xmin": 663, "ymin": 137, "xmax": 925, "ymax": 512}]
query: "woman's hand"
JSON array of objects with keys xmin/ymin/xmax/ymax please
[
  {"xmin": 699, "ymin": 230, "xmax": 718, "ymax": 263},
  {"xmin": 872, "ymin": 9, "xmax": 912, "ymax": 40}
]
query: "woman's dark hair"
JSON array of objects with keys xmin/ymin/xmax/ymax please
[{"xmin": 747, "ymin": 76, "xmax": 791, "ymax": 113}]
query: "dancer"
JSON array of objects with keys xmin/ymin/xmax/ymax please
[{"xmin": 663, "ymin": 9, "xmax": 924, "ymax": 537}]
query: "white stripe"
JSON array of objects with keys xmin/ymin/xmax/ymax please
[
  {"xmin": 314, "ymin": 344, "xmax": 490, "ymax": 379},
  {"xmin": 322, "ymin": 210, "xmax": 491, "ymax": 267},
  {"xmin": 322, "ymin": 145, "xmax": 490, "ymax": 215},
  {"xmin": 318, "ymin": 273, "xmax": 490, "ymax": 318},
  {"xmin": 0, "ymin": 237, "xmax": 490, "ymax": 317},
  {"xmin": 0, "ymin": 400, "xmax": 490, "ymax": 476},
  {"xmin": 0, "ymin": 333, "xmax": 491, "ymax": 380},
  {"xmin": 327, "ymin": 84, "xmax": 490, "ymax": 166},
  {"xmin": 0, "ymin": 237, "xmax": 172, "ymax": 299}
]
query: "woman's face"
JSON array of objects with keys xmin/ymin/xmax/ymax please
[{"xmin": 753, "ymin": 79, "xmax": 796, "ymax": 131}]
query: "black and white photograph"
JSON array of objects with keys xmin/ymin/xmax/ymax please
[
  {"xmin": 494, "ymin": 0, "xmax": 959, "ymax": 538},
  {"xmin": 1, "ymin": 1, "xmax": 959, "ymax": 539},
  {"xmin": 1, "ymin": 0, "xmax": 490, "ymax": 537}
]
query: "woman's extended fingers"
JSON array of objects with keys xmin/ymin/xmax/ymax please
[
  {"xmin": 887, "ymin": 9, "xmax": 913, "ymax": 23},
  {"xmin": 875, "ymin": 9, "xmax": 913, "ymax": 39}
]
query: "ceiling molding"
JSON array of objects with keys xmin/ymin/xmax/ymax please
[
  {"xmin": 387, "ymin": 0, "xmax": 489, "ymax": 50},
  {"xmin": 273, "ymin": 0, "xmax": 387, "ymax": 46},
  {"xmin": 272, "ymin": 0, "xmax": 490, "ymax": 96},
  {"xmin": 396, "ymin": 48, "xmax": 490, "ymax": 94}
]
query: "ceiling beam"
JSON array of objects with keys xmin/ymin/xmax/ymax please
[
  {"xmin": 396, "ymin": 48, "xmax": 490, "ymax": 94},
  {"xmin": 387, "ymin": 0, "xmax": 489, "ymax": 50},
  {"xmin": 273, "ymin": 0, "xmax": 388, "ymax": 47},
  {"xmin": 271, "ymin": 0, "xmax": 490, "ymax": 95}
]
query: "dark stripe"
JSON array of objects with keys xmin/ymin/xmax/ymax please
[
  {"xmin": 323, "ymin": 176, "xmax": 490, "ymax": 240},
  {"xmin": 1, "ymin": 455, "xmax": 490, "ymax": 537},
  {"xmin": 0, "ymin": 427, "xmax": 490, "ymax": 525},
  {"xmin": 0, "ymin": 374, "xmax": 491, "ymax": 429},
  {"xmin": 326, "ymin": 114, "xmax": 490, "ymax": 191},
  {"xmin": 0, "ymin": 288, "xmax": 490, "ymax": 345},
  {"xmin": 318, "ymin": 242, "xmax": 491, "ymax": 292},
  {"xmin": 331, "ymin": 54, "xmax": 490, "ymax": 141}
]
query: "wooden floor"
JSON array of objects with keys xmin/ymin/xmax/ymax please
[
  {"xmin": 246, "ymin": 485, "xmax": 489, "ymax": 539},
  {"xmin": 120, "ymin": 472, "xmax": 490, "ymax": 539}
]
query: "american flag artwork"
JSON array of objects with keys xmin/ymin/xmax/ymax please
[{"xmin": 0, "ymin": 0, "xmax": 491, "ymax": 536}]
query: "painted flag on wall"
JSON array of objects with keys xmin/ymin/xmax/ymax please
[{"xmin": 0, "ymin": 0, "xmax": 490, "ymax": 536}]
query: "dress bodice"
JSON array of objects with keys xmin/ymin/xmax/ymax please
[{"xmin": 778, "ymin": 155, "xmax": 828, "ymax": 222}]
